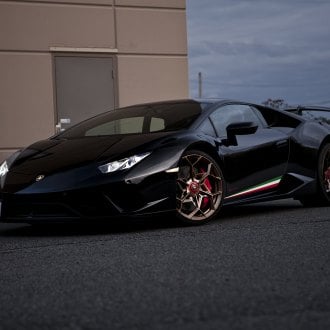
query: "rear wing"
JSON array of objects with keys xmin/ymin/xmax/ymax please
[{"xmin": 285, "ymin": 106, "xmax": 330, "ymax": 124}]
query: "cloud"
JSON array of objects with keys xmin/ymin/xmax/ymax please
[{"xmin": 187, "ymin": 0, "xmax": 330, "ymax": 105}]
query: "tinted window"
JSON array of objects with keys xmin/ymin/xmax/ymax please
[
  {"xmin": 58, "ymin": 101, "xmax": 202, "ymax": 138},
  {"xmin": 150, "ymin": 117, "xmax": 165, "ymax": 132},
  {"xmin": 210, "ymin": 104, "xmax": 264, "ymax": 137},
  {"xmin": 198, "ymin": 118, "xmax": 217, "ymax": 137},
  {"xmin": 85, "ymin": 117, "xmax": 145, "ymax": 136}
]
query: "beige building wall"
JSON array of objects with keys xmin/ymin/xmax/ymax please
[{"xmin": 0, "ymin": 0, "xmax": 188, "ymax": 162}]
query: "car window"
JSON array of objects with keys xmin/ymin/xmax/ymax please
[
  {"xmin": 150, "ymin": 117, "xmax": 165, "ymax": 132},
  {"xmin": 198, "ymin": 118, "xmax": 217, "ymax": 137},
  {"xmin": 86, "ymin": 117, "xmax": 144, "ymax": 136},
  {"xmin": 209, "ymin": 104, "xmax": 264, "ymax": 137}
]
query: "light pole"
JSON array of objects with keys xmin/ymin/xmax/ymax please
[{"xmin": 198, "ymin": 72, "xmax": 203, "ymax": 98}]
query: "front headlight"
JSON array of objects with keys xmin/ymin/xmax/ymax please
[
  {"xmin": 0, "ymin": 161, "xmax": 8, "ymax": 178},
  {"xmin": 98, "ymin": 152, "xmax": 151, "ymax": 174},
  {"xmin": 0, "ymin": 151, "xmax": 22, "ymax": 179}
]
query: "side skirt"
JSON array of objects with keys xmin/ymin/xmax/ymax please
[{"xmin": 223, "ymin": 173, "xmax": 316, "ymax": 206}]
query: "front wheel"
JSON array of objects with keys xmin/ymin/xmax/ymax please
[
  {"xmin": 176, "ymin": 150, "xmax": 224, "ymax": 225},
  {"xmin": 299, "ymin": 143, "xmax": 330, "ymax": 207}
]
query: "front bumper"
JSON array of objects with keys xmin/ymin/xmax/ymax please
[{"xmin": 0, "ymin": 173, "xmax": 176, "ymax": 223}]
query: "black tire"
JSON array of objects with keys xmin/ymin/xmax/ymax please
[
  {"xmin": 176, "ymin": 150, "xmax": 225, "ymax": 225},
  {"xmin": 299, "ymin": 143, "xmax": 330, "ymax": 207}
]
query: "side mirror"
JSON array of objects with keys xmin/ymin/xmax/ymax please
[{"xmin": 225, "ymin": 122, "xmax": 258, "ymax": 146}]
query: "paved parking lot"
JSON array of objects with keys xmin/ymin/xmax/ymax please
[{"xmin": 0, "ymin": 199, "xmax": 329, "ymax": 329}]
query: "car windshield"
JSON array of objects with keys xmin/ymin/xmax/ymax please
[{"xmin": 57, "ymin": 101, "xmax": 203, "ymax": 138}]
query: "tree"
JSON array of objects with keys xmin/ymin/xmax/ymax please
[{"xmin": 262, "ymin": 98, "xmax": 289, "ymax": 110}]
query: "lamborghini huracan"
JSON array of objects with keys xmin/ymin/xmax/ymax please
[{"xmin": 1, "ymin": 99, "xmax": 330, "ymax": 225}]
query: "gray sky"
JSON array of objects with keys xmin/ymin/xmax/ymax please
[{"xmin": 187, "ymin": 0, "xmax": 330, "ymax": 105}]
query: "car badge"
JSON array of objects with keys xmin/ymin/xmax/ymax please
[{"xmin": 36, "ymin": 174, "xmax": 45, "ymax": 182}]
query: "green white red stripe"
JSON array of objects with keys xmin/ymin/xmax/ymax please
[{"xmin": 225, "ymin": 176, "xmax": 282, "ymax": 200}]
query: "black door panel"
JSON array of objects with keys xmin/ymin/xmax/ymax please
[
  {"xmin": 220, "ymin": 128, "xmax": 289, "ymax": 196},
  {"xmin": 209, "ymin": 104, "xmax": 289, "ymax": 198}
]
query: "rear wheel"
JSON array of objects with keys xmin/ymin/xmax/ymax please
[
  {"xmin": 176, "ymin": 150, "xmax": 224, "ymax": 225},
  {"xmin": 299, "ymin": 143, "xmax": 330, "ymax": 207}
]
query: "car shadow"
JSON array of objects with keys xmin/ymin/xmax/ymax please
[
  {"xmin": 0, "ymin": 199, "xmax": 303, "ymax": 237},
  {"xmin": 0, "ymin": 214, "xmax": 182, "ymax": 237},
  {"xmin": 220, "ymin": 199, "xmax": 303, "ymax": 220}
]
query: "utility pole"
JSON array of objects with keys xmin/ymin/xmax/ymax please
[{"xmin": 198, "ymin": 72, "xmax": 203, "ymax": 98}]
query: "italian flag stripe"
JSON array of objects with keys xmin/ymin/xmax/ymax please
[{"xmin": 225, "ymin": 176, "xmax": 282, "ymax": 199}]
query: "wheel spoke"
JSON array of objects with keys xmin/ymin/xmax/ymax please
[
  {"xmin": 208, "ymin": 194, "xmax": 216, "ymax": 210},
  {"xmin": 199, "ymin": 189, "xmax": 222, "ymax": 198},
  {"xmin": 177, "ymin": 179, "xmax": 187, "ymax": 192},
  {"xmin": 180, "ymin": 193, "xmax": 192, "ymax": 204},
  {"xmin": 186, "ymin": 196, "xmax": 204, "ymax": 219},
  {"xmin": 184, "ymin": 156, "xmax": 199, "ymax": 179},
  {"xmin": 187, "ymin": 207, "xmax": 200, "ymax": 219},
  {"xmin": 200, "ymin": 163, "xmax": 212, "ymax": 182}
]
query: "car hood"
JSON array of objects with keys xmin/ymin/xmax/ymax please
[{"xmin": 9, "ymin": 132, "xmax": 176, "ymax": 176}]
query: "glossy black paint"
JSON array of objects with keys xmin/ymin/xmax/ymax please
[{"xmin": 1, "ymin": 99, "xmax": 330, "ymax": 223}]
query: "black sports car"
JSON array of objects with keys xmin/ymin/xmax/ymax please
[{"xmin": 1, "ymin": 99, "xmax": 330, "ymax": 225}]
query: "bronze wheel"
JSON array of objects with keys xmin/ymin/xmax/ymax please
[{"xmin": 176, "ymin": 150, "xmax": 224, "ymax": 224}]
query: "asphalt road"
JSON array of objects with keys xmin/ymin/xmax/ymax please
[{"xmin": 0, "ymin": 199, "xmax": 329, "ymax": 330}]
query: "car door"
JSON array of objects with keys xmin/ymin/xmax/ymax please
[{"xmin": 209, "ymin": 104, "xmax": 290, "ymax": 200}]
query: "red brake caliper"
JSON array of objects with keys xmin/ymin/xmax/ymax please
[{"xmin": 201, "ymin": 168, "xmax": 212, "ymax": 208}]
